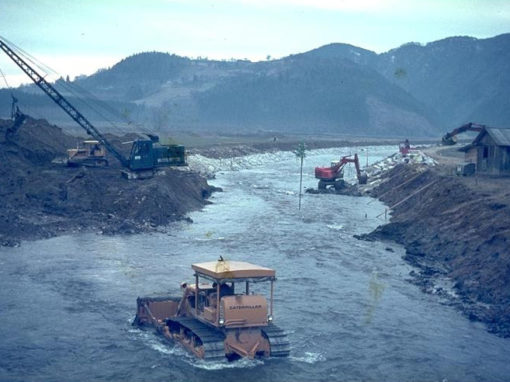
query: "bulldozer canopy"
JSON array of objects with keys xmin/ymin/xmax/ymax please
[{"xmin": 192, "ymin": 261, "xmax": 275, "ymax": 281}]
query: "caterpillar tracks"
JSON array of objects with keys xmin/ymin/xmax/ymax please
[
  {"xmin": 134, "ymin": 260, "xmax": 290, "ymax": 361},
  {"xmin": 262, "ymin": 325, "xmax": 291, "ymax": 357},
  {"xmin": 166, "ymin": 317, "xmax": 290, "ymax": 360},
  {"xmin": 167, "ymin": 317, "xmax": 226, "ymax": 361}
]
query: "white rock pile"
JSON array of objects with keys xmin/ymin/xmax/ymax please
[{"xmin": 360, "ymin": 149, "xmax": 437, "ymax": 191}]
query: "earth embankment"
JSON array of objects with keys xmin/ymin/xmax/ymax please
[
  {"xmin": 0, "ymin": 117, "xmax": 216, "ymax": 246},
  {"xmin": 365, "ymin": 161, "xmax": 510, "ymax": 337}
]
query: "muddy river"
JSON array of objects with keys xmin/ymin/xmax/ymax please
[{"xmin": 1, "ymin": 147, "xmax": 509, "ymax": 382}]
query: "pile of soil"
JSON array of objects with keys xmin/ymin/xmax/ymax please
[
  {"xmin": 362, "ymin": 163, "xmax": 510, "ymax": 337},
  {"xmin": 0, "ymin": 117, "xmax": 216, "ymax": 246}
]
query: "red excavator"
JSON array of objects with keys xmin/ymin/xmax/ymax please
[
  {"xmin": 315, "ymin": 153, "xmax": 368, "ymax": 190},
  {"xmin": 441, "ymin": 122, "xmax": 485, "ymax": 145},
  {"xmin": 399, "ymin": 139, "xmax": 411, "ymax": 156}
]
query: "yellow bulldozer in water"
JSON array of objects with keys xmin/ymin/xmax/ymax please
[{"xmin": 133, "ymin": 258, "xmax": 290, "ymax": 361}]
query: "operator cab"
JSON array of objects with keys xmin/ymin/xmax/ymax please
[
  {"xmin": 186, "ymin": 260, "xmax": 276, "ymax": 328},
  {"xmin": 129, "ymin": 139, "xmax": 187, "ymax": 170}
]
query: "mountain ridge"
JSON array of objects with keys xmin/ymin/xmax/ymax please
[{"xmin": 2, "ymin": 33, "xmax": 509, "ymax": 137}]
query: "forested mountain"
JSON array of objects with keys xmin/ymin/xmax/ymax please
[
  {"xmin": 2, "ymin": 33, "xmax": 508, "ymax": 137},
  {"xmin": 192, "ymin": 54, "xmax": 435, "ymax": 136},
  {"xmin": 374, "ymin": 34, "xmax": 510, "ymax": 127}
]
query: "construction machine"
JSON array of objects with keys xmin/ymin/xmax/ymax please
[
  {"xmin": 66, "ymin": 140, "xmax": 108, "ymax": 167},
  {"xmin": 133, "ymin": 258, "xmax": 290, "ymax": 361},
  {"xmin": 399, "ymin": 139, "xmax": 411, "ymax": 156},
  {"xmin": 5, "ymin": 95, "xmax": 26, "ymax": 140},
  {"xmin": 314, "ymin": 153, "xmax": 368, "ymax": 190},
  {"xmin": 441, "ymin": 122, "xmax": 485, "ymax": 145},
  {"xmin": 0, "ymin": 38, "xmax": 186, "ymax": 177}
]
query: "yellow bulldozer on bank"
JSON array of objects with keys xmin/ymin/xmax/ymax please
[{"xmin": 66, "ymin": 140, "xmax": 108, "ymax": 167}]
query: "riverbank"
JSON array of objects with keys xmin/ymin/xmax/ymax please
[
  {"xmin": 2, "ymin": 116, "xmax": 508, "ymax": 338},
  {"xmin": 0, "ymin": 116, "xmax": 405, "ymax": 246},
  {"xmin": 0, "ymin": 117, "xmax": 217, "ymax": 246},
  {"xmin": 191, "ymin": 141, "xmax": 510, "ymax": 338},
  {"xmin": 188, "ymin": 137, "xmax": 404, "ymax": 159},
  {"xmin": 360, "ymin": 150, "xmax": 510, "ymax": 337}
]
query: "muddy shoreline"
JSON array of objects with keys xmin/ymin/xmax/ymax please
[
  {"xmin": 0, "ymin": 117, "xmax": 218, "ymax": 247},
  {"xmin": 2, "ymin": 117, "xmax": 508, "ymax": 338},
  {"xmin": 192, "ymin": 141, "xmax": 510, "ymax": 338},
  {"xmin": 188, "ymin": 137, "xmax": 418, "ymax": 159},
  {"xmin": 0, "ymin": 116, "xmax": 401, "ymax": 246},
  {"xmin": 360, "ymin": 163, "xmax": 510, "ymax": 338}
]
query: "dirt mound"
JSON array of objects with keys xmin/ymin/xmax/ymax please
[
  {"xmin": 363, "ymin": 163, "xmax": 510, "ymax": 337},
  {"xmin": 0, "ymin": 116, "xmax": 78, "ymax": 164},
  {"xmin": 0, "ymin": 117, "xmax": 216, "ymax": 246}
]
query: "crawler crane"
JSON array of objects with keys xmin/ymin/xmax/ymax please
[{"xmin": 0, "ymin": 38, "xmax": 186, "ymax": 177}]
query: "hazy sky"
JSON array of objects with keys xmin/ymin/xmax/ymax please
[{"xmin": 1, "ymin": 0, "xmax": 509, "ymax": 86}]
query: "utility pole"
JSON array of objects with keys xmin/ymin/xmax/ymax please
[{"xmin": 294, "ymin": 142, "xmax": 306, "ymax": 210}]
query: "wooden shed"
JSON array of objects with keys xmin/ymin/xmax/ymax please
[{"xmin": 462, "ymin": 126, "xmax": 510, "ymax": 175}]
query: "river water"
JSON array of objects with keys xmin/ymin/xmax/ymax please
[{"xmin": 1, "ymin": 147, "xmax": 509, "ymax": 382}]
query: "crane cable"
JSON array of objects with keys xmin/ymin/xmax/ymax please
[
  {"xmin": 0, "ymin": 35, "xmax": 151, "ymax": 137},
  {"xmin": 57, "ymin": 78, "xmax": 148, "ymax": 135},
  {"xmin": 60, "ymin": 71, "xmax": 154, "ymax": 137},
  {"xmin": 58, "ymin": 72, "xmax": 152, "ymax": 137},
  {"xmin": 0, "ymin": 36, "xmax": 102, "ymax": 124},
  {"xmin": 0, "ymin": 36, "xmax": 56, "ymax": 81},
  {"xmin": 0, "ymin": 67, "xmax": 10, "ymax": 88},
  {"xmin": 0, "ymin": 64, "xmax": 29, "ymax": 121}
]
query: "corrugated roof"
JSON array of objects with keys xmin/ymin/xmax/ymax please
[{"xmin": 486, "ymin": 127, "xmax": 510, "ymax": 146}]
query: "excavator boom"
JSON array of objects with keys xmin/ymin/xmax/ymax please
[
  {"xmin": 315, "ymin": 153, "xmax": 367, "ymax": 188},
  {"xmin": 442, "ymin": 122, "xmax": 485, "ymax": 145}
]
